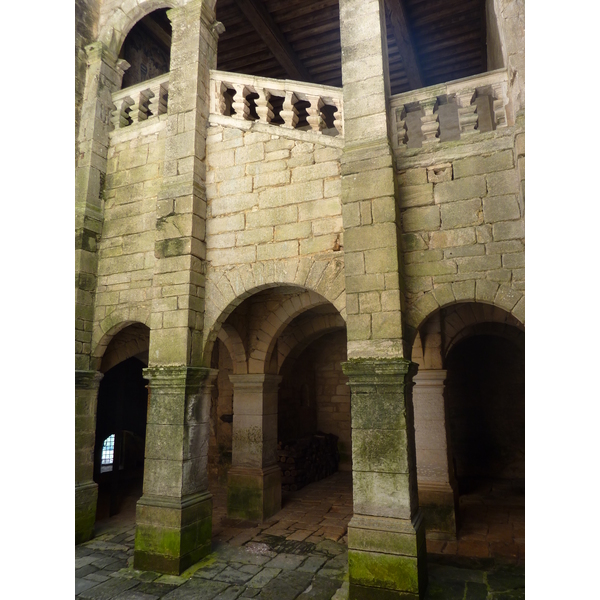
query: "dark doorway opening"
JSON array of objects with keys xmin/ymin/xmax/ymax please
[
  {"xmin": 93, "ymin": 357, "xmax": 148, "ymax": 521},
  {"xmin": 445, "ymin": 332, "xmax": 525, "ymax": 560}
]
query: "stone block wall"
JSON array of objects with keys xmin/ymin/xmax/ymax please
[
  {"xmin": 205, "ymin": 125, "xmax": 343, "ymax": 266},
  {"xmin": 92, "ymin": 118, "xmax": 166, "ymax": 348},
  {"xmin": 76, "ymin": 0, "xmax": 101, "ymax": 153},
  {"xmin": 313, "ymin": 331, "xmax": 351, "ymax": 470},
  {"xmin": 396, "ymin": 119, "xmax": 525, "ymax": 333}
]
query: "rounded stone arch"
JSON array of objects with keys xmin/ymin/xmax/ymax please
[
  {"xmin": 443, "ymin": 305, "xmax": 524, "ymax": 359},
  {"xmin": 202, "ymin": 256, "xmax": 346, "ymax": 363},
  {"xmin": 405, "ymin": 284, "xmax": 524, "ymax": 351},
  {"xmin": 275, "ymin": 313, "xmax": 346, "ymax": 374},
  {"xmin": 98, "ymin": 0, "xmax": 181, "ymax": 56},
  {"xmin": 216, "ymin": 323, "xmax": 248, "ymax": 374},
  {"xmin": 100, "ymin": 323, "xmax": 151, "ymax": 373},
  {"xmin": 410, "ymin": 300, "xmax": 525, "ymax": 368},
  {"xmin": 91, "ymin": 306, "xmax": 152, "ymax": 371}
]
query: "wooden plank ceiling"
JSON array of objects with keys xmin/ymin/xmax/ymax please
[{"xmin": 213, "ymin": 0, "xmax": 488, "ymax": 95}]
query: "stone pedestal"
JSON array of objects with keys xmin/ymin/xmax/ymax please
[
  {"xmin": 413, "ymin": 370, "xmax": 458, "ymax": 540},
  {"xmin": 134, "ymin": 367, "xmax": 216, "ymax": 574},
  {"xmin": 75, "ymin": 370, "xmax": 103, "ymax": 544},
  {"xmin": 227, "ymin": 374, "xmax": 282, "ymax": 521},
  {"xmin": 343, "ymin": 359, "xmax": 427, "ymax": 600}
]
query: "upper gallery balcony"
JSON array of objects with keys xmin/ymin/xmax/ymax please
[{"xmin": 109, "ymin": 1, "xmax": 511, "ymax": 147}]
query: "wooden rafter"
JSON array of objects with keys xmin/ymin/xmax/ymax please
[
  {"xmin": 384, "ymin": 0, "xmax": 424, "ymax": 90},
  {"xmin": 232, "ymin": 0, "xmax": 312, "ymax": 82}
]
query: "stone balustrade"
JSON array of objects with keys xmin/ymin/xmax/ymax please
[
  {"xmin": 110, "ymin": 74, "xmax": 169, "ymax": 130},
  {"xmin": 210, "ymin": 70, "xmax": 343, "ymax": 137},
  {"xmin": 390, "ymin": 68, "xmax": 510, "ymax": 149}
]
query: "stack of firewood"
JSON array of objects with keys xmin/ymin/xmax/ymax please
[{"xmin": 277, "ymin": 432, "xmax": 339, "ymax": 491}]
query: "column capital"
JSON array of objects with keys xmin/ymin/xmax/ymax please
[
  {"xmin": 143, "ymin": 366, "xmax": 215, "ymax": 392},
  {"xmin": 342, "ymin": 358, "xmax": 418, "ymax": 384},
  {"xmin": 228, "ymin": 373, "xmax": 282, "ymax": 389},
  {"xmin": 75, "ymin": 369, "xmax": 103, "ymax": 390},
  {"xmin": 413, "ymin": 369, "xmax": 447, "ymax": 385}
]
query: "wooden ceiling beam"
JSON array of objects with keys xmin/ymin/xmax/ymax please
[
  {"xmin": 384, "ymin": 0, "xmax": 424, "ymax": 89},
  {"xmin": 232, "ymin": 0, "xmax": 312, "ymax": 81}
]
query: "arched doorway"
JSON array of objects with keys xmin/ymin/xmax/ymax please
[
  {"xmin": 205, "ymin": 285, "xmax": 353, "ymax": 542},
  {"xmin": 445, "ymin": 330, "xmax": 525, "ymax": 560},
  {"xmin": 411, "ymin": 302, "xmax": 524, "ymax": 561},
  {"xmin": 93, "ymin": 324, "xmax": 150, "ymax": 525}
]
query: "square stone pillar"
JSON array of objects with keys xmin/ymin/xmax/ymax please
[
  {"xmin": 75, "ymin": 370, "xmax": 103, "ymax": 544},
  {"xmin": 413, "ymin": 370, "xmax": 458, "ymax": 540},
  {"xmin": 75, "ymin": 42, "xmax": 128, "ymax": 372},
  {"xmin": 343, "ymin": 360, "xmax": 427, "ymax": 600},
  {"xmin": 134, "ymin": 367, "xmax": 217, "ymax": 574},
  {"xmin": 227, "ymin": 374, "xmax": 282, "ymax": 522}
]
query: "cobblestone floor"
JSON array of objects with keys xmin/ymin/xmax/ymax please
[{"xmin": 76, "ymin": 473, "xmax": 525, "ymax": 599}]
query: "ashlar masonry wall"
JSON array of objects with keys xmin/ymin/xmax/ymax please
[
  {"xmin": 396, "ymin": 115, "xmax": 525, "ymax": 335},
  {"xmin": 203, "ymin": 122, "xmax": 344, "ymax": 331},
  {"xmin": 92, "ymin": 117, "xmax": 167, "ymax": 349}
]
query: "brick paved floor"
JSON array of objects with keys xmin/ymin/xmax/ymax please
[
  {"xmin": 426, "ymin": 479, "xmax": 525, "ymax": 566},
  {"xmin": 77, "ymin": 472, "xmax": 525, "ymax": 599}
]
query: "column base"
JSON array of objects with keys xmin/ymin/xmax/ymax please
[
  {"xmin": 418, "ymin": 482, "xmax": 458, "ymax": 541},
  {"xmin": 75, "ymin": 481, "xmax": 98, "ymax": 544},
  {"xmin": 134, "ymin": 491, "xmax": 212, "ymax": 574},
  {"xmin": 227, "ymin": 465, "xmax": 281, "ymax": 522},
  {"xmin": 348, "ymin": 512, "xmax": 427, "ymax": 600}
]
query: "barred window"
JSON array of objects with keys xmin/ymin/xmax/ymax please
[{"xmin": 100, "ymin": 434, "xmax": 115, "ymax": 473}]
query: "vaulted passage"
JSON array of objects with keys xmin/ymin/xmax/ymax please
[{"xmin": 205, "ymin": 285, "xmax": 351, "ymax": 538}]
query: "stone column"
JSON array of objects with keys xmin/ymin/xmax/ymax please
[
  {"xmin": 413, "ymin": 370, "xmax": 458, "ymax": 540},
  {"xmin": 343, "ymin": 360, "xmax": 426, "ymax": 599},
  {"xmin": 339, "ymin": 0, "xmax": 427, "ymax": 596},
  {"xmin": 134, "ymin": 367, "xmax": 217, "ymax": 573},
  {"xmin": 75, "ymin": 42, "xmax": 128, "ymax": 372},
  {"xmin": 75, "ymin": 370, "xmax": 103, "ymax": 544},
  {"xmin": 227, "ymin": 374, "xmax": 282, "ymax": 521},
  {"xmin": 134, "ymin": 0, "xmax": 220, "ymax": 574}
]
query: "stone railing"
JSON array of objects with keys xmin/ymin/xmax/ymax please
[
  {"xmin": 390, "ymin": 68, "xmax": 510, "ymax": 149},
  {"xmin": 210, "ymin": 70, "xmax": 343, "ymax": 137},
  {"xmin": 110, "ymin": 73, "xmax": 169, "ymax": 130}
]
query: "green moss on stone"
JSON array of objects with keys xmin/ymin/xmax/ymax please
[{"xmin": 349, "ymin": 550, "xmax": 420, "ymax": 593}]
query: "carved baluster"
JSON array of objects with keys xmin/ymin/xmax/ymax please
[
  {"xmin": 280, "ymin": 90, "xmax": 294, "ymax": 128},
  {"xmin": 457, "ymin": 89, "xmax": 478, "ymax": 135},
  {"xmin": 254, "ymin": 88, "xmax": 269, "ymax": 123},
  {"xmin": 332, "ymin": 99, "xmax": 343, "ymax": 136},
  {"xmin": 243, "ymin": 85, "xmax": 259, "ymax": 121},
  {"xmin": 266, "ymin": 90, "xmax": 283, "ymax": 125},
  {"xmin": 111, "ymin": 96, "xmax": 133, "ymax": 129},
  {"xmin": 231, "ymin": 83, "xmax": 246, "ymax": 120},
  {"xmin": 318, "ymin": 97, "xmax": 341, "ymax": 136},
  {"xmin": 491, "ymin": 81, "xmax": 508, "ymax": 128},
  {"xmin": 420, "ymin": 97, "xmax": 440, "ymax": 144},
  {"xmin": 396, "ymin": 107, "xmax": 408, "ymax": 146},
  {"xmin": 149, "ymin": 82, "xmax": 169, "ymax": 117},
  {"xmin": 130, "ymin": 89, "xmax": 152, "ymax": 122},
  {"xmin": 306, "ymin": 94, "xmax": 322, "ymax": 132}
]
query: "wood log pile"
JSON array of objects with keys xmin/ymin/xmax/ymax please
[{"xmin": 277, "ymin": 432, "xmax": 339, "ymax": 492}]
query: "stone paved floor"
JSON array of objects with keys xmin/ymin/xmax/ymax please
[
  {"xmin": 76, "ymin": 473, "xmax": 525, "ymax": 599},
  {"xmin": 427, "ymin": 479, "xmax": 525, "ymax": 565}
]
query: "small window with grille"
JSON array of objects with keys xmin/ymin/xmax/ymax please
[{"xmin": 100, "ymin": 434, "xmax": 115, "ymax": 473}]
